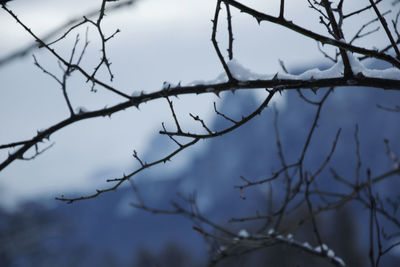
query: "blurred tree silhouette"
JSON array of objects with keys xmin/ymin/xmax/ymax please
[{"xmin": 0, "ymin": 203, "xmax": 91, "ymax": 267}]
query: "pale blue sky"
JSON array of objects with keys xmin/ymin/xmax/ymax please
[{"xmin": 0, "ymin": 0, "xmax": 393, "ymax": 207}]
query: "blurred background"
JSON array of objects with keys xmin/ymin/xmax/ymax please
[{"xmin": 1, "ymin": 0, "xmax": 400, "ymax": 266}]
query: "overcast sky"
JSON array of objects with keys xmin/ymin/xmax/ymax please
[{"xmin": 0, "ymin": 0, "xmax": 394, "ymax": 208}]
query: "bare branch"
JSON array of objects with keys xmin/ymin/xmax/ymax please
[{"xmin": 369, "ymin": 0, "xmax": 400, "ymax": 58}]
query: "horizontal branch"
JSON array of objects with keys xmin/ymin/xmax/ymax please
[{"xmin": 1, "ymin": 75, "xmax": 400, "ymax": 172}]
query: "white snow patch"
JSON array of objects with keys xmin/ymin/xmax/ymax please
[
  {"xmin": 302, "ymin": 242, "xmax": 312, "ymax": 249},
  {"xmin": 189, "ymin": 72, "xmax": 228, "ymax": 86},
  {"xmin": 315, "ymin": 243, "xmax": 329, "ymax": 253},
  {"xmin": 227, "ymin": 59, "xmax": 271, "ymax": 81},
  {"xmin": 238, "ymin": 229, "xmax": 250, "ymax": 238},
  {"xmin": 162, "ymin": 81, "xmax": 181, "ymax": 90},
  {"xmin": 162, "ymin": 81, "xmax": 171, "ymax": 89},
  {"xmin": 189, "ymin": 55, "xmax": 400, "ymax": 86},
  {"xmin": 75, "ymin": 106, "xmax": 88, "ymax": 114},
  {"xmin": 333, "ymin": 256, "xmax": 346, "ymax": 266},
  {"xmin": 346, "ymin": 52, "xmax": 400, "ymax": 79},
  {"xmin": 131, "ymin": 90, "xmax": 142, "ymax": 97}
]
